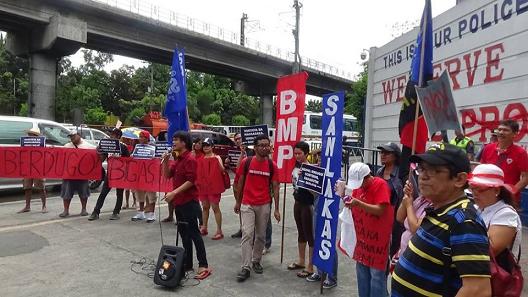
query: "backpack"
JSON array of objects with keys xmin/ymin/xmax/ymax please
[{"xmin": 238, "ymin": 156, "xmax": 274, "ymax": 199}]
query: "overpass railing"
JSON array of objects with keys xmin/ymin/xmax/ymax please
[{"xmin": 91, "ymin": 0, "xmax": 353, "ymax": 80}]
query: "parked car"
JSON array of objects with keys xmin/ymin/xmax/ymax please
[
  {"xmin": 156, "ymin": 129, "xmax": 239, "ymax": 161},
  {"xmin": 0, "ymin": 116, "xmax": 106, "ymax": 191}
]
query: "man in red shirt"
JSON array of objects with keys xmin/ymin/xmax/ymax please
[
  {"xmin": 338, "ymin": 162, "xmax": 393, "ymax": 297},
  {"xmin": 480, "ymin": 120, "xmax": 528, "ymax": 207},
  {"xmin": 162, "ymin": 131, "xmax": 210, "ymax": 279},
  {"xmin": 234, "ymin": 134, "xmax": 280, "ymax": 282}
]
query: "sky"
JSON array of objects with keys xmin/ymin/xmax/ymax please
[{"xmin": 71, "ymin": 0, "xmax": 457, "ymax": 77}]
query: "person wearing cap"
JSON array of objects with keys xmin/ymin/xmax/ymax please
[
  {"xmin": 391, "ymin": 143, "xmax": 491, "ymax": 297},
  {"xmin": 475, "ymin": 128, "xmax": 498, "ymax": 162},
  {"xmin": 479, "ymin": 120, "xmax": 528, "ymax": 209},
  {"xmin": 131, "ymin": 130, "xmax": 157, "ymax": 223},
  {"xmin": 60, "ymin": 130, "xmax": 96, "ymax": 218},
  {"xmin": 18, "ymin": 127, "xmax": 48, "ymax": 214},
  {"xmin": 450, "ymin": 129, "xmax": 475, "ymax": 161},
  {"xmin": 88, "ymin": 128, "xmax": 130, "ymax": 221},
  {"xmin": 468, "ymin": 164, "xmax": 522, "ymax": 261},
  {"xmin": 376, "ymin": 142, "xmax": 404, "ymax": 259},
  {"xmin": 336, "ymin": 162, "xmax": 393, "ymax": 297},
  {"xmin": 195, "ymin": 137, "xmax": 226, "ymax": 240}
]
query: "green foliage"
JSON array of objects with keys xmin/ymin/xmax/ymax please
[
  {"xmin": 345, "ymin": 63, "xmax": 368, "ymax": 131},
  {"xmin": 232, "ymin": 114, "xmax": 250, "ymax": 126},
  {"xmin": 306, "ymin": 99, "xmax": 322, "ymax": 112},
  {"xmin": 18, "ymin": 103, "xmax": 28, "ymax": 117},
  {"xmin": 84, "ymin": 106, "xmax": 107, "ymax": 125},
  {"xmin": 126, "ymin": 107, "xmax": 147, "ymax": 126},
  {"xmin": 202, "ymin": 113, "xmax": 221, "ymax": 125}
]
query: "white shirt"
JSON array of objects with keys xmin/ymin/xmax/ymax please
[{"xmin": 478, "ymin": 200, "xmax": 522, "ymax": 260}]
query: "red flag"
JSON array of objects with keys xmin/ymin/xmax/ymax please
[{"xmin": 272, "ymin": 72, "xmax": 308, "ymax": 183}]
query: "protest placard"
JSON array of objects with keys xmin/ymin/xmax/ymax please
[
  {"xmin": 154, "ymin": 142, "xmax": 171, "ymax": 158},
  {"xmin": 416, "ymin": 71, "xmax": 461, "ymax": 134},
  {"xmin": 107, "ymin": 157, "xmax": 173, "ymax": 192},
  {"xmin": 0, "ymin": 147, "xmax": 102, "ymax": 180},
  {"xmin": 98, "ymin": 139, "xmax": 120, "ymax": 154},
  {"xmin": 296, "ymin": 163, "xmax": 326, "ymax": 194},
  {"xmin": 20, "ymin": 136, "xmax": 45, "ymax": 147},
  {"xmin": 228, "ymin": 150, "xmax": 242, "ymax": 161},
  {"xmin": 132, "ymin": 144, "xmax": 156, "ymax": 159},
  {"xmin": 240, "ymin": 125, "xmax": 268, "ymax": 146}
]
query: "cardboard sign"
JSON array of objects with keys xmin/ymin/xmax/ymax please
[
  {"xmin": 415, "ymin": 71, "xmax": 461, "ymax": 134},
  {"xmin": 272, "ymin": 72, "xmax": 308, "ymax": 183},
  {"xmin": 107, "ymin": 157, "xmax": 173, "ymax": 192},
  {"xmin": 98, "ymin": 139, "xmax": 121, "ymax": 154},
  {"xmin": 0, "ymin": 147, "xmax": 102, "ymax": 180},
  {"xmin": 20, "ymin": 136, "xmax": 46, "ymax": 147},
  {"xmin": 154, "ymin": 142, "xmax": 171, "ymax": 158},
  {"xmin": 132, "ymin": 144, "xmax": 156, "ymax": 159},
  {"xmin": 296, "ymin": 163, "xmax": 326, "ymax": 194},
  {"xmin": 240, "ymin": 125, "xmax": 268, "ymax": 146},
  {"xmin": 228, "ymin": 150, "xmax": 242, "ymax": 161}
]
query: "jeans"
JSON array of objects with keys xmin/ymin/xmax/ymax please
[
  {"xmin": 313, "ymin": 196, "xmax": 337, "ymax": 282},
  {"xmin": 175, "ymin": 200, "xmax": 208, "ymax": 270},
  {"xmin": 241, "ymin": 203, "xmax": 270, "ymax": 268},
  {"xmin": 356, "ymin": 262, "xmax": 388, "ymax": 297},
  {"xmin": 93, "ymin": 176, "xmax": 123, "ymax": 215}
]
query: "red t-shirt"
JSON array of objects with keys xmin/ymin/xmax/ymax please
[
  {"xmin": 169, "ymin": 150, "xmax": 198, "ymax": 207},
  {"xmin": 196, "ymin": 156, "xmax": 225, "ymax": 196},
  {"xmin": 351, "ymin": 176, "xmax": 394, "ymax": 271},
  {"xmin": 236, "ymin": 157, "xmax": 278, "ymax": 206},
  {"xmin": 480, "ymin": 142, "xmax": 528, "ymax": 187}
]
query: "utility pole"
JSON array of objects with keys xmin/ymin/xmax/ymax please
[
  {"xmin": 240, "ymin": 13, "xmax": 248, "ymax": 46},
  {"xmin": 292, "ymin": 0, "xmax": 302, "ymax": 73}
]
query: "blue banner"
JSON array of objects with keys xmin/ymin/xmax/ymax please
[
  {"xmin": 312, "ymin": 91, "xmax": 344, "ymax": 277},
  {"xmin": 163, "ymin": 48, "xmax": 189, "ymax": 145}
]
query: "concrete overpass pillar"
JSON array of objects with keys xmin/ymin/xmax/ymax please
[
  {"xmin": 261, "ymin": 95, "xmax": 274, "ymax": 127},
  {"xmin": 6, "ymin": 15, "xmax": 86, "ymax": 121},
  {"xmin": 28, "ymin": 53, "xmax": 57, "ymax": 120}
]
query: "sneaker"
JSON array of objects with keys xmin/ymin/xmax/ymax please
[
  {"xmin": 109, "ymin": 214, "xmax": 120, "ymax": 220},
  {"xmin": 236, "ymin": 268, "xmax": 250, "ymax": 282},
  {"xmin": 88, "ymin": 213, "xmax": 99, "ymax": 221},
  {"xmin": 231, "ymin": 230, "xmax": 242, "ymax": 238},
  {"xmin": 131, "ymin": 212, "xmax": 145, "ymax": 221},
  {"xmin": 306, "ymin": 273, "xmax": 321, "ymax": 282},
  {"xmin": 323, "ymin": 279, "xmax": 337, "ymax": 289},
  {"xmin": 252, "ymin": 262, "xmax": 263, "ymax": 274},
  {"xmin": 146, "ymin": 213, "xmax": 156, "ymax": 223}
]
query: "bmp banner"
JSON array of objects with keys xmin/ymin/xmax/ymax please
[
  {"xmin": 313, "ymin": 91, "xmax": 344, "ymax": 277},
  {"xmin": 272, "ymin": 72, "xmax": 308, "ymax": 183}
]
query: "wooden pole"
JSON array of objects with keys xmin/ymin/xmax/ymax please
[{"xmin": 280, "ymin": 183, "xmax": 287, "ymax": 264}]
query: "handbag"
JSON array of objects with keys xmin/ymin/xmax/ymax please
[
  {"xmin": 222, "ymin": 170, "xmax": 231, "ymax": 190},
  {"xmin": 490, "ymin": 247, "xmax": 523, "ymax": 297}
]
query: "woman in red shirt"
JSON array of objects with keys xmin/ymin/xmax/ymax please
[{"xmin": 196, "ymin": 138, "xmax": 227, "ymax": 240}]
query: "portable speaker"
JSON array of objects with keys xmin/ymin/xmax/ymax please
[{"xmin": 153, "ymin": 245, "xmax": 185, "ymax": 288}]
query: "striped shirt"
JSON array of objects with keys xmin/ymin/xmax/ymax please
[{"xmin": 391, "ymin": 197, "xmax": 490, "ymax": 297}]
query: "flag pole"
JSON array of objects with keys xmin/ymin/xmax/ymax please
[
  {"xmin": 411, "ymin": 0, "xmax": 429, "ymax": 155},
  {"xmin": 280, "ymin": 183, "xmax": 287, "ymax": 264}
]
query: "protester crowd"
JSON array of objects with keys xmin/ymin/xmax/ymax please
[{"xmin": 13, "ymin": 119, "xmax": 526, "ymax": 296}]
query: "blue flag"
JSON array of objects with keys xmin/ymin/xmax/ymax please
[
  {"xmin": 163, "ymin": 48, "xmax": 189, "ymax": 145},
  {"xmin": 313, "ymin": 91, "xmax": 344, "ymax": 277},
  {"xmin": 410, "ymin": 0, "xmax": 433, "ymax": 85}
]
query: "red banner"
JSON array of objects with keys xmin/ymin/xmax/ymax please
[
  {"xmin": 0, "ymin": 147, "xmax": 102, "ymax": 180},
  {"xmin": 107, "ymin": 157, "xmax": 173, "ymax": 192},
  {"xmin": 273, "ymin": 72, "xmax": 308, "ymax": 183}
]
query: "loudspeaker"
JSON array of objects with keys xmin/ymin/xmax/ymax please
[{"xmin": 153, "ymin": 245, "xmax": 185, "ymax": 288}]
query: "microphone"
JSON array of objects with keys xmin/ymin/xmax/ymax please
[{"xmin": 161, "ymin": 148, "xmax": 173, "ymax": 164}]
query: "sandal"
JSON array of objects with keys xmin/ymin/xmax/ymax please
[
  {"xmin": 297, "ymin": 270, "xmax": 313, "ymax": 278},
  {"xmin": 287, "ymin": 263, "xmax": 305, "ymax": 270},
  {"xmin": 194, "ymin": 268, "xmax": 212, "ymax": 280},
  {"xmin": 211, "ymin": 233, "xmax": 224, "ymax": 240}
]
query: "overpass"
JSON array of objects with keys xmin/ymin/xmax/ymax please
[{"xmin": 0, "ymin": 0, "xmax": 354, "ymax": 123}]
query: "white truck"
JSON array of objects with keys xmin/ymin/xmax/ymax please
[{"xmin": 364, "ymin": 0, "xmax": 528, "ymax": 151}]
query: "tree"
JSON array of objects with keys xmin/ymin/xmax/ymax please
[
  {"xmin": 345, "ymin": 63, "xmax": 368, "ymax": 133},
  {"xmin": 306, "ymin": 99, "xmax": 322, "ymax": 112},
  {"xmin": 202, "ymin": 113, "xmax": 221, "ymax": 125},
  {"xmin": 85, "ymin": 107, "xmax": 107, "ymax": 125},
  {"xmin": 232, "ymin": 115, "xmax": 250, "ymax": 126}
]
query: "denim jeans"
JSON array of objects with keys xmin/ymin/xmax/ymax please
[
  {"xmin": 313, "ymin": 196, "xmax": 337, "ymax": 282},
  {"xmin": 356, "ymin": 262, "xmax": 388, "ymax": 297}
]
